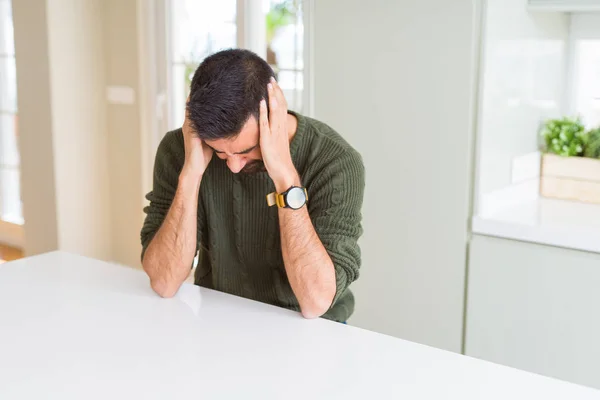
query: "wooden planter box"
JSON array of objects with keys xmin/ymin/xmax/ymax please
[{"xmin": 540, "ymin": 153, "xmax": 600, "ymax": 204}]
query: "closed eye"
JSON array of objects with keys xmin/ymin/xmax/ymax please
[
  {"xmin": 206, "ymin": 143, "xmax": 259, "ymax": 155},
  {"xmin": 237, "ymin": 145, "xmax": 258, "ymax": 155}
]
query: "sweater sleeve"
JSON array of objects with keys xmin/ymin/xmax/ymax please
[
  {"xmin": 307, "ymin": 150, "xmax": 365, "ymax": 307},
  {"xmin": 140, "ymin": 129, "xmax": 205, "ymax": 262}
]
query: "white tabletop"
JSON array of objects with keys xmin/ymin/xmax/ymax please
[{"xmin": 1, "ymin": 252, "xmax": 599, "ymax": 399}]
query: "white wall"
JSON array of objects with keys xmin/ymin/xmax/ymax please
[
  {"xmin": 13, "ymin": 0, "xmax": 146, "ymax": 267},
  {"xmin": 103, "ymin": 0, "xmax": 145, "ymax": 268},
  {"xmin": 313, "ymin": 0, "xmax": 478, "ymax": 352},
  {"xmin": 12, "ymin": 0, "xmax": 60, "ymax": 256},
  {"xmin": 466, "ymin": 234, "xmax": 600, "ymax": 390},
  {"xmin": 46, "ymin": 0, "xmax": 112, "ymax": 259},
  {"xmin": 14, "ymin": 0, "xmax": 113, "ymax": 260},
  {"xmin": 476, "ymin": 0, "xmax": 569, "ymax": 198}
]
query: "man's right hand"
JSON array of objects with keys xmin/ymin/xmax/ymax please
[
  {"xmin": 182, "ymin": 98, "xmax": 213, "ymax": 179},
  {"xmin": 143, "ymin": 99, "xmax": 208, "ymax": 298}
]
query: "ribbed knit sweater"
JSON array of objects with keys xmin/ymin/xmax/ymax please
[{"xmin": 141, "ymin": 112, "xmax": 365, "ymax": 322}]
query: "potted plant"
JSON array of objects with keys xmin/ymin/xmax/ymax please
[
  {"xmin": 539, "ymin": 117, "xmax": 600, "ymax": 204},
  {"xmin": 584, "ymin": 127, "xmax": 600, "ymax": 159}
]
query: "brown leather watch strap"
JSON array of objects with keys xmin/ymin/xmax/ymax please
[{"xmin": 266, "ymin": 192, "xmax": 286, "ymax": 208}]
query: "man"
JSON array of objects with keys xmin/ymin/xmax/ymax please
[{"xmin": 140, "ymin": 49, "xmax": 364, "ymax": 322}]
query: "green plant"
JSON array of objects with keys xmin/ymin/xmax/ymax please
[
  {"xmin": 266, "ymin": 0, "xmax": 298, "ymax": 45},
  {"xmin": 584, "ymin": 128, "xmax": 600, "ymax": 159},
  {"xmin": 184, "ymin": 61, "xmax": 199, "ymax": 90},
  {"xmin": 540, "ymin": 117, "xmax": 588, "ymax": 157}
]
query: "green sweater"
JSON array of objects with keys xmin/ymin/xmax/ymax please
[{"xmin": 141, "ymin": 112, "xmax": 365, "ymax": 322}]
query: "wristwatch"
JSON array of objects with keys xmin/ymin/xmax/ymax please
[{"xmin": 266, "ymin": 186, "xmax": 308, "ymax": 210}]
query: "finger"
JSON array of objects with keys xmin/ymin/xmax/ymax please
[
  {"xmin": 271, "ymin": 77, "xmax": 288, "ymax": 110},
  {"xmin": 267, "ymin": 81, "xmax": 280, "ymax": 133},
  {"xmin": 183, "ymin": 96, "xmax": 192, "ymax": 143},
  {"xmin": 270, "ymin": 79, "xmax": 286, "ymax": 135},
  {"xmin": 184, "ymin": 95, "xmax": 193, "ymax": 132},
  {"xmin": 259, "ymin": 99, "xmax": 270, "ymax": 136}
]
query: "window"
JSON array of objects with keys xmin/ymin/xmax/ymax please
[
  {"xmin": 166, "ymin": 0, "xmax": 306, "ymax": 130},
  {"xmin": 570, "ymin": 40, "xmax": 600, "ymax": 128},
  {"xmin": 0, "ymin": 0, "xmax": 22, "ymax": 226},
  {"xmin": 568, "ymin": 14, "xmax": 600, "ymax": 129},
  {"xmin": 168, "ymin": 0, "xmax": 237, "ymax": 130},
  {"xmin": 267, "ymin": 0, "xmax": 304, "ymax": 112}
]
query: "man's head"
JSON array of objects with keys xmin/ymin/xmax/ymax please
[{"xmin": 187, "ymin": 49, "xmax": 275, "ymax": 173}]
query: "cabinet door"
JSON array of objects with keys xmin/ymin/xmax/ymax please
[
  {"xmin": 466, "ymin": 234, "xmax": 600, "ymax": 390},
  {"xmin": 528, "ymin": 0, "xmax": 600, "ymax": 12}
]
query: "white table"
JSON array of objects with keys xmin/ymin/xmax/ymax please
[{"xmin": 1, "ymin": 252, "xmax": 599, "ymax": 399}]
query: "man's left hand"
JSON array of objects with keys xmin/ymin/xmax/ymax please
[{"xmin": 259, "ymin": 77, "xmax": 299, "ymax": 193}]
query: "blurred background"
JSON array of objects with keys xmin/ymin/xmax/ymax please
[{"xmin": 1, "ymin": 0, "xmax": 600, "ymax": 391}]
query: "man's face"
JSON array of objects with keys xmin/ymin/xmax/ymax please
[{"xmin": 204, "ymin": 116, "xmax": 265, "ymax": 174}]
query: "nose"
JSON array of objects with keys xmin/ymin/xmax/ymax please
[{"xmin": 227, "ymin": 156, "xmax": 247, "ymax": 174}]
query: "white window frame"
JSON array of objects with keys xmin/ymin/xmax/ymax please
[
  {"xmin": 137, "ymin": 0, "xmax": 171, "ymax": 205},
  {"xmin": 302, "ymin": 0, "xmax": 314, "ymax": 117},
  {"xmin": 0, "ymin": 0, "xmax": 23, "ymax": 248}
]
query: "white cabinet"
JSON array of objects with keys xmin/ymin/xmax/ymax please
[
  {"xmin": 465, "ymin": 234, "xmax": 600, "ymax": 389},
  {"xmin": 528, "ymin": 0, "xmax": 600, "ymax": 11},
  {"xmin": 313, "ymin": 0, "xmax": 477, "ymax": 352}
]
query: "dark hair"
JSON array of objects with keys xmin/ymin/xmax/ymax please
[{"xmin": 187, "ymin": 49, "xmax": 275, "ymax": 140}]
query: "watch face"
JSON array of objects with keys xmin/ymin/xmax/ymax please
[{"xmin": 286, "ymin": 187, "xmax": 306, "ymax": 209}]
